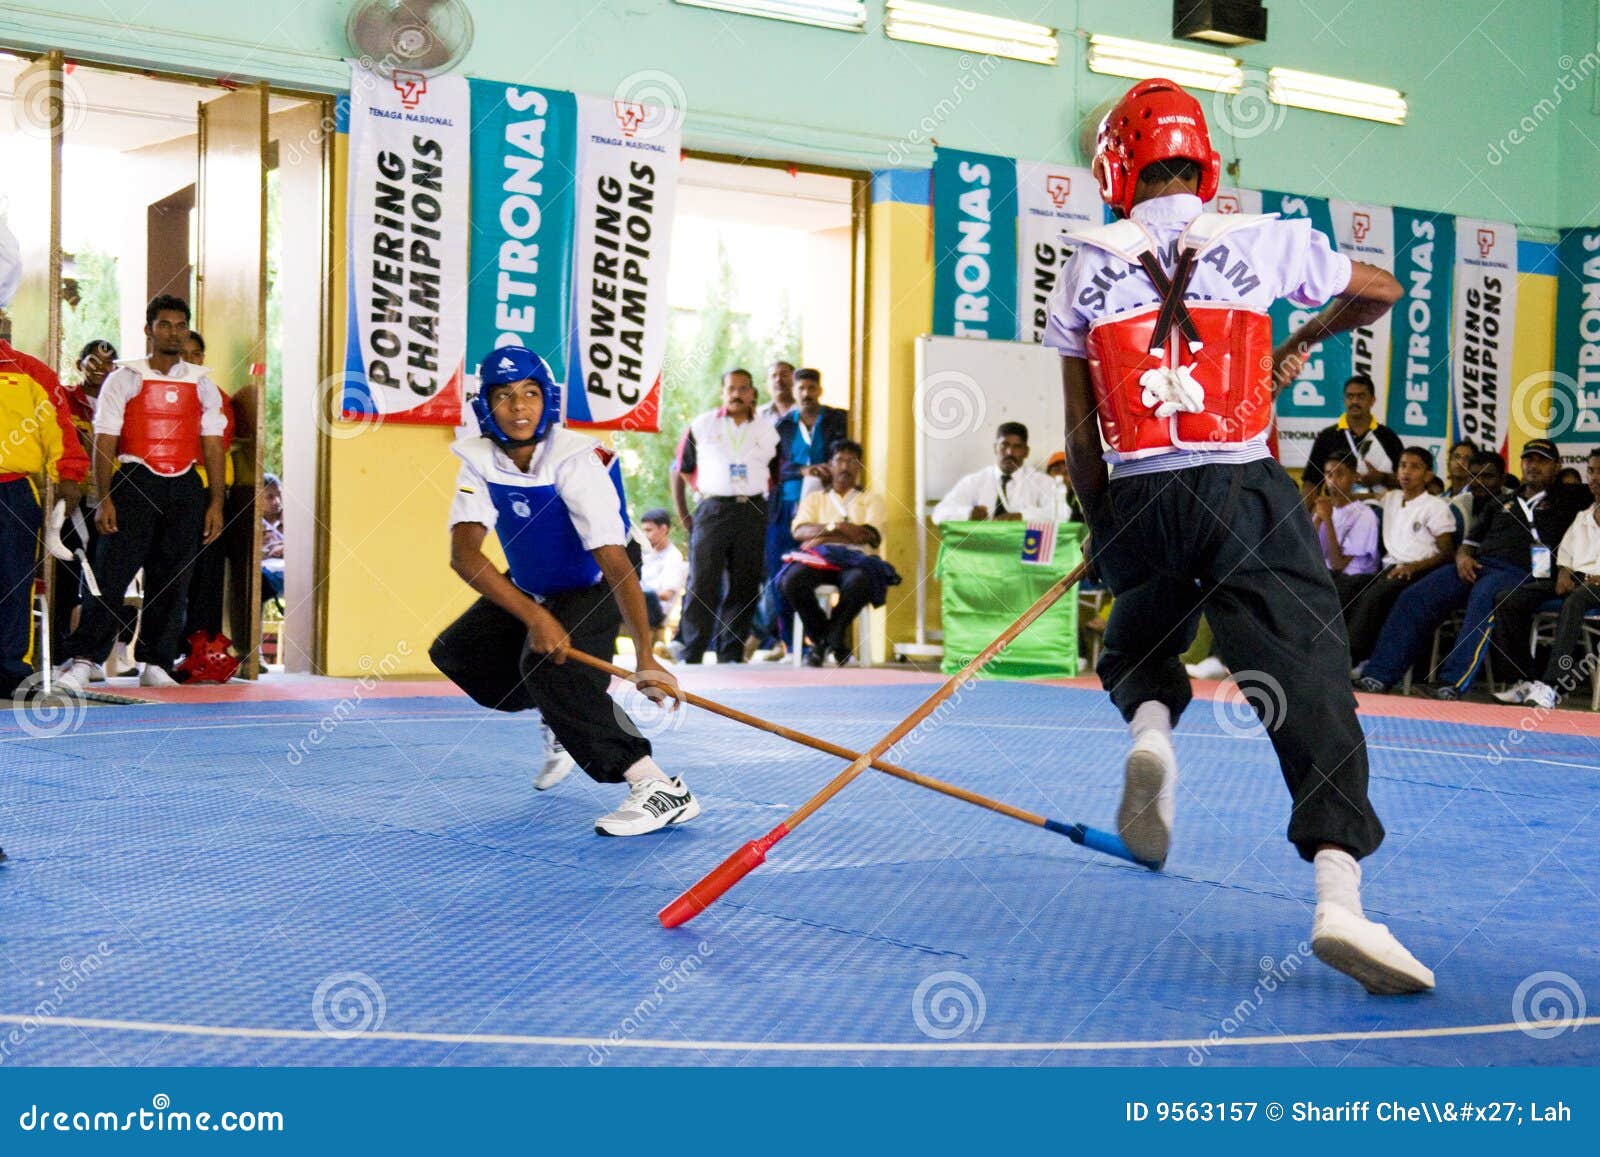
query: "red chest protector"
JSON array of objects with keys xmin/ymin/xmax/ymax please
[
  {"xmin": 1066, "ymin": 213, "xmax": 1277, "ymax": 458},
  {"xmin": 1086, "ymin": 304, "xmax": 1274, "ymax": 454},
  {"xmin": 121, "ymin": 376, "xmax": 203, "ymax": 475}
]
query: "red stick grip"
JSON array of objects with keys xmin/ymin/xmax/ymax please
[{"xmin": 658, "ymin": 825, "xmax": 788, "ymax": 927}]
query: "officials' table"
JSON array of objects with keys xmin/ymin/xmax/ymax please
[{"xmin": 934, "ymin": 521, "xmax": 1082, "ymax": 678}]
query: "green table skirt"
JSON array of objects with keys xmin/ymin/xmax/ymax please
[{"xmin": 934, "ymin": 521, "xmax": 1082, "ymax": 679}]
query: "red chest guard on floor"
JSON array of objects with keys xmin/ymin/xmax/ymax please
[
  {"xmin": 121, "ymin": 377, "xmax": 203, "ymax": 474},
  {"xmin": 1085, "ymin": 304, "xmax": 1275, "ymax": 455}
]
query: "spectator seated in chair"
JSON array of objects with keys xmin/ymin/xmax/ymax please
[
  {"xmin": 1343, "ymin": 446, "xmax": 1457, "ymax": 668},
  {"xmin": 1311, "ymin": 451, "xmax": 1380, "ymax": 605},
  {"xmin": 778, "ymin": 440, "xmax": 898, "ymax": 667},
  {"xmin": 1491, "ymin": 447, "xmax": 1600, "ymax": 709},
  {"xmin": 1357, "ymin": 439, "xmax": 1591, "ymax": 700},
  {"xmin": 930, "ymin": 421, "xmax": 1055, "ymax": 525}
]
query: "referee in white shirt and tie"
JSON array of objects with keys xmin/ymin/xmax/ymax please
[
  {"xmin": 930, "ymin": 422, "xmax": 1055, "ymax": 524},
  {"xmin": 671, "ymin": 368, "xmax": 780, "ymax": 663}
]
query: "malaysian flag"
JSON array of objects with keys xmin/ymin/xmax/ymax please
[{"xmin": 1020, "ymin": 521, "xmax": 1057, "ymax": 565}]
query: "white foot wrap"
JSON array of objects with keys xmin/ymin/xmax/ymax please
[
  {"xmin": 1311, "ymin": 902, "xmax": 1436, "ymax": 995},
  {"xmin": 1118, "ymin": 730, "xmax": 1176, "ymax": 869}
]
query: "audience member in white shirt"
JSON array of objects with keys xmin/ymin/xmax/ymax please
[
  {"xmin": 930, "ymin": 422, "xmax": 1056, "ymax": 525},
  {"xmin": 1342, "ymin": 446, "xmax": 1457, "ymax": 665},
  {"xmin": 636, "ymin": 508, "xmax": 687, "ymax": 629},
  {"xmin": 1491, "ymin": 448, "xmax": 1600, "ymax": 708}
]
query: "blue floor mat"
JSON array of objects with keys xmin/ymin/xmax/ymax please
[{"xmin": 2, "ymin": 685, "xmax": 1596, "ymax": 1066}]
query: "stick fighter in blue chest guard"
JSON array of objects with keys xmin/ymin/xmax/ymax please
[
  {"xmin": 430, "ymin": 346, "xmax": 700, "ymax": 837},
  {"xmin": 1049, "ymin": 80, "xmax": 1433, "ymax": 993}
]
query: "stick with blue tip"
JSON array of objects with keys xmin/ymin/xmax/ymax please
[{"xmin": 570, "ymin": 650, "xmax": 1154, "ymax": 873}]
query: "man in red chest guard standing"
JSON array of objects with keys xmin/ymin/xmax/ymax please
[
  {"xmin": 1047, "ymin": 80, "xmax": 1433, "ymax": 994},
  {"xmin": 57, "ymin": 294, "xmax": 226, "ymax": 690}
]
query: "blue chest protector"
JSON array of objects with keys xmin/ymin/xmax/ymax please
[{"xmin": 489, "ymin": 456, "xmax": 630, "ymax": 598}]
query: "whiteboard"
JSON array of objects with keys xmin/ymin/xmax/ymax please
[{"xmin": 914, "ymin": 334, "xmax": 1064, "ymax": 511}]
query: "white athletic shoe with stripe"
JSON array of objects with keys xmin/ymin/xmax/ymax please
[
  {"xmin": 1118, "ymin": 730, "xmax": 1176, "ymax": 869},
  {"xmin": 1311, "ymin": 903, "xmax": 1436, "ymax": 995},
  {"xmin": 534, "ymin": 727, "xmax": 576, "ymax": 791},
  {"xmin": 594, "ymin": 776, "xmax": 700, "ymax": 837}
]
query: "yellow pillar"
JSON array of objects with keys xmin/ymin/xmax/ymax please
[
  {"xmin": 862, "ymin": 171, "xmax": 934, "ymax": 658},
  {"xmin": 1508, "ymin": 243, "xmax": 1561, "ymax": 463}
]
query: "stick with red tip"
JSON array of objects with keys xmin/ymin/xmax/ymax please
[
  {"xmin": 657, "ymin": 560, "xmax": 1089, "ymax": 928},
  {"xmin": 569, "ymin": 649, "xmax": 1152, "ymax": 871}
]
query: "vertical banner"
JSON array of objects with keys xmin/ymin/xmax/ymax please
[
  {"xmin": 343, "ymin": 65, "xmax": 470, "ymax": 424},
  {"xmin": 467, "ymin": 80, "xmax": 577, "ymax": 380},
  {"xmin": 1014, "ymin": 161, "xmax": 1101, "ymax": 343},
  {"xmin": 1451, "ymin": 218, "xmax": 1517, "ymax": 458},
  {"xmin": 1265, "ymin": 191, "xmax": 1351, "ymax": 467},
  {"xmin": 1550, "ymin": 227, "xmax": 1600, "ymax": 463},
  {"xmin": 1384, "ymin": 208, "xmax": 1455, "ymax": 465},
  {"xmin": 1212, "ymin": 186, "xmax": 1262, "ymax": 216},
  {"xmin": 564, "ymin": 93, "xmax": 679, "ymax": 432},
  {"xmin": 931, "ymin": 148, "xmax": 1018, "ymax": 340},
  {"xmin": 1330, "ymin": 201, "xmax": 1394, "ymax": 411}
]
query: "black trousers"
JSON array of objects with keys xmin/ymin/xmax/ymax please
[
  {"xmin": 0, "ymin": 479, "xmax": 41, "ymax": 697},
  {"xmin": 679, "ymin": 495, "xmax": 766, "ymax": 663},
  {"xmin": 1090, "ymin": 459, "xmax": 1384, "ymax": 861},
  {"xmin": 429, "ymin": 581, "xmax": 649, "ymax": 784},
  {"xmin": 61, "ymin": 465, "xmax": 205, "ymax": 671},
  {"xmin": 779, "ymin": 563, "xmax": 872, "ymax": 657},
  {"xmin": 1492, "ymin": 579, "xmax": 1600, "ymax": 687},
  {"xmin": 1339, "ymin": 568, "xmax": 1412, "ymax": 663}
]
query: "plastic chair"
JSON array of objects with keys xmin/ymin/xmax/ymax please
[{"xmin": 791, "ymin": 584, "xmax": 875, "ymax": 668}]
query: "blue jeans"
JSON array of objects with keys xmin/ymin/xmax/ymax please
[
  {"xmin": 1364, "ymin": 556, "xmax": 1529, "ymax": 691},
  {"xmin": 752, "ymin": 496, "xmax": 799, "ymax": 647}
]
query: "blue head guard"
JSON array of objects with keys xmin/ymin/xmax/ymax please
[{"xmin": 472, "ymin": 346, "xmax": 560, "ymax": 447}]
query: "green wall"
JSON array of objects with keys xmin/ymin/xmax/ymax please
[{"xmin": 2, "ymin": 0, "xmax": 1593, "ymax": 227}]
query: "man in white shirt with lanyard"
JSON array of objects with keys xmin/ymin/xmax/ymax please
[
  {"xmin": 58, "ymin": 294, "xmax": 226, "ymax": 690},
  {"xmin": 930, "ymin": 422, "xmax": 1055, "ymax": 524},
  {"xmin": 671, "ymin": 368, "xmax": 780, "ymax": 664}
]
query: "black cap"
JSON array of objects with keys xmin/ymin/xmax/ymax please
[{"xmin": 1521, "ymin": 438, "xmax": 1560, "ymax": 462}]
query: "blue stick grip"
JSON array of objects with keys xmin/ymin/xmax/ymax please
[{"xmin": 1045, "ymin": 819, "xmax": 1161, "ymax": 870}]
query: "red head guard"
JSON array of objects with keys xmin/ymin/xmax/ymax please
[
  {"xmin": 174, "ymin": 630, "xmax": 240, "ymax": 684},
  {"xmin": 1092, "ymin": 78, "xmax": 1221, "ymax": 219}
]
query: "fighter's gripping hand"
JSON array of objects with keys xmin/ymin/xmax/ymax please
[
  {"xmin": 631, "ymin": 656, "xmax": 681, "ymax": 711},
  {"xmin": 522, "ymin": 604, "xmax": 571, "ymax": 663}
]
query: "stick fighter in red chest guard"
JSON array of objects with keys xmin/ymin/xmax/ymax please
[{"xmin": 1046, "ymin": 80, "xmax": 1433, "ymax": 994}]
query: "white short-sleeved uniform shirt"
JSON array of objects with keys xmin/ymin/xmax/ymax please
[
  {"xmin": 1379, "ymin": 489, "xmax": 1456, "ymax": 567},
  {"xmin": 94, "ymin": 357, "xmax": 228, "ymax": 475},
  {"xmin": 449, "ymin": 426, "xmax": 627, "ymax": 552},
  {"xmin": 1043, "ymin": 193, "xmax": 1353, "ymax": 478},
  {"xmin": 1557, "ymin": 504, "xmax": 1600, "ymax": 574}
]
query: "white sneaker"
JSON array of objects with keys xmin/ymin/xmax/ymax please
[
  {"xmin": 87, "ymin": 663, "xmax": 106, "ymax": 684},
  {"xmin": 139, "ymin": 664, "xmax": 178, "ymax": 687},
  {"xmin": 107, "ymin": 642, "xmax": 136, "ymax": 678},
  {"xmin": 534, "ymin": 734, "xmax": 576, "ymax": 791},
  {"xmin": 594, "ymin": 776, "xmax": 700, "ymax": 837},
  {"xmin": 1185, "ymin": 656, "xmax": 1230, "ymax": 680},
  {"xmin": 1525, "ymin": 681, "xmax": 1557, "ymax": 710},
  {"xmin": 1118, "ymin": 730, "xmax": 1176, "ymax": 868},
  {"xmin": 1311, "ymin": 902, "xmax": 1436, "ymax": 995},
  {"xmin": 55, "ymin": 660, "xmax": 93, "ymax": 694},
  {"xmin": 1492, "ymin": 679, "xmax": 1534, "ymax": 704}
]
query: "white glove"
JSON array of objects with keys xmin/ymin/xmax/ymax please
[{"xmin": 44, "ymin": 500, "xmax": 73, "ymax": 561}]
